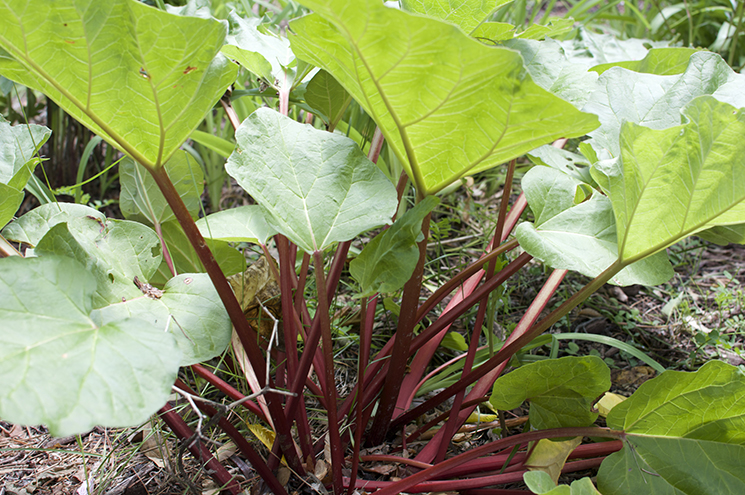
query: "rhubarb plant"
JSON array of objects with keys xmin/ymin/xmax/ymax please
[{"xmin": 1, "ymin": 1, "xmax": 745, "ymax": 494}]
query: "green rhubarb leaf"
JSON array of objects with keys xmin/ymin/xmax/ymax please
[
  {"xmin": 120, "ymin": 151, "xmax": 204, "ymax": 225},
  {"xmin": 584, "ymin": 51, "xmax": 744, "ymax": 158},
  {"xmin": 0, "ymin": 255, "xmax": 181, "ymax": 436},
  {"xmin": 470, "ymin": 22, "xmax": 516, "ymax": 42},
  {"xmin": 226, "ymin": 108, "xmax": 397, "ymax": 253},
  {"xmin": 598, "ymin": 446, "xmax": 684, "ymax": 495},
  {"xmin": 566, "ymin": 29, "xmax": 656, "ymax": 66},
  {"xmin": 190, "ymin": 130, "xmax": 235, "ymax": 158},
  {"xmin": 515, "ymin": 167, "xmax": 673, "ymax": 286},
  {"xmin": 0, "ymin": 116, "xmax": 51, "ymax": 227},
  {"xmin": 0, "ymin": 185, "xmax": 23, "ymax": 230},
  {"xmin": 516, "ymin": 19, "xmax": 574, "ymax": 40},
  {"xmin": 527, "ymin": 145, "xmax": 595, "ymax": 185},
  {"xmin": 524, "ymin": 471, "xmax": 565, "ymax": 494},
  {"xmin": 0, "ymin": 0, "xmax": 236, "ymax": 169},
  {"xmin": 591, "ymin": 47, "xmax": 699, "ymax": 76},
  {"xmin": 150, "ymin": 220, "xmax": 245, "ymax": 287},
  {"xmin": 608, "ymin": 97, "xmax": 745, "ymax": 263},
  {"xmin": 92, "ymin": 273, "xmax": 230, "ymax": 366},
  {"xmin": 0, "ymin": 115, "xmax": 50, "ymax": 188},
  {"xmin": 350, "ymin": 196, "xmax": 439, "ymax": 297},
  {"xmin": 502, "ymin": 38, "xmax": 599, "ymax": 109},
  {"xmin": 607, "ymin": 360, "xmax": 745, "ymax": 440},
  {"xmin": 598, "ymin": 360, "xmax": 745, "ymax": 495},
  {"xmin": 289, "ymin": 0, "xmax": 598, "ymax": 195},
  {"xmin": 222, "ymin": 13, "xmax": 296, "ymax": 85},
  {"xmin": 697, "ymin": 224, "xmax": 745, "ymax": 245},
  {"xmin": 304, "ymin": 70, "xmax": 350, "ymax": 129},
  {"xmin": 400, "ymin": 0, "xmax": 509, "ymax": 34},
  {"xmin": 35, "ymin": 217, "xmax": 162, "ymax": 308},
  {"xmin": 1, "ymin": 203, "xmax": 105, "ymax": 247},
  {"xmin": 489, "ymin": 356, "xmax": 610, "ymax": 430},
  {"xmin": 196, "ymin": 205, "xmax": 277, "ymax": 244}
]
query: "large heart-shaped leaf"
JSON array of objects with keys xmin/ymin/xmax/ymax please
[
  {"xmin": 515, "ymin": 167, "xmax": 673, "ymax": 286},
  {"xmin": 225, "ymin": 108, "xmax": 397, "ymax": 253},
  {"xmin": 607, "ymin": 97, "xmax": 745, "ymax": 263},
  {"xmin": 598, "ymin": 360, "xmax": 745, "ymax": 494},
  {"xmin": 35, "ymin": 217, "xmax": 162, "ymax": 308},
  {"xmin": 92, "ymin": 273, "xmax": 230, "ymax": 366},
  {"xmin": 289, "ymin": 0, "xmax": 598, "ymax": 195},
  {"xmin": 489, "ymin": 356, "xmax": 610, "ymax": 430},
  {"xmin": 0, "ymin": 255, "xmax": 181, "ymax": 436},
  {"xmin": 0, "ymin": 0, "xmax": 236, "ymax": 168}
]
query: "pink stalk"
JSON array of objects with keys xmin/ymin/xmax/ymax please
[
  {"xmin": 395, "ymin": 273, "xmax": 482, "ymax": 416},
  {"xmin": 368, "ymin": 209, "xmax": 432, "ymax": 444},
  {"xmin": 371, "ymin": 427, "xmax": 623, "ymax": 495},
  {"xmin": 351, "ymin": 252, "xmax": 532, "ymax": 430},
  {"xmin": 415, "ymin": 239, "xmax": 520, "ymax": 322},
  {"xmin": 277, "ymin": 235, "xmax": 300, "ymax": 378},
  {"xmin": 393, "ymin": 261, "xmax": 621, "ymax": 431},
  {"xmin": 417, "ymin": 268, "xmax": 568, "ymax": 462},
  {"xmin": 347, "ymin": 295, "xmax": 377, "ymax": 494},
  {"xmin": 337, "ymin": 240, "xmax": 522, "ymax": 423},
  {"xmin": 313, "ymin": 250, "xmax": 345, "ymax": 494}
]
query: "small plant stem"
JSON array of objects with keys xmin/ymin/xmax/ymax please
[
  {"xmin": 277, "ymin": 235, "xmax": 300, "ymax": 377},
  {"xmin": 313, "ymin": 250, "xmax": 344, "ymax": 494},
  {"xmin": 190, "ymin": 364, "xmax": 266, "ymax": 421},
  {"xmin": 369, "ymin": 210, "xmax": 432, "ymax": 445},
  {"xmin": 220, "ymin": 96, "xmax": 241, "ymax": 132},
  {"xmin": 416, "ymin": 239, "xmax": 519, "ymax": 321},
  {"xmin": 153, "ymin": 220, "xmax": 175, "ymax": 277},
  {"xmin": 347, "ymin": 295, "xmax": 375, "ymax": 495},
  {"xmin": 278, "ymin": 241, "xmax": 351, "ymax": 423},
  {"xmin": 295, "ymin": 252, "xmax": 311, "ymax": 326},
  {"xmin": 158, "ymin": 403, "xmax": 242, "ymax": 494},
  {"xmin": 372, "ymin": 427, "xmax": 623, "ymax": 495},
  {"xmin": 368, "ymin": 127, "xmax": 385, "ymax": 165},
  {"xmin": 148, "ymin": 165, "xmax": 304, "ymax": 474},
  {"xmin": 278, "ymin": 74, "xmax": 291, "ymax": 117},
  {"xmin": 416, "ymin": 268, "xmax": 568, "ymax": 462},
  {"xmin": 393, "ymin": 261, "xmax": 623, "ymax": 429},
  {"xmin": 492, "ymin": 159, "xmax": 516, "ymax": 246},
  {"xmin": 433, "ymin": 159, "xmax": 516, "ymax": 462},
  {"xmin": 729, "ymin": 0, "xmax": 745, "ymax": 67},
  {"xmin": 0, "ymin": 235, "xmax": 21, "ymax": 257}
]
